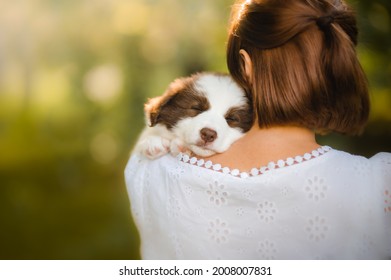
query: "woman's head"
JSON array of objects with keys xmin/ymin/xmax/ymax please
[{"xmin": 227, "ymin": 0, "xmax": 369, "ymax": 135}]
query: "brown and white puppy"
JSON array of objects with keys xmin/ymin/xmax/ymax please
[{"xmin": 133, "ymin": 72, "xmax": 253, "ymax": 159}]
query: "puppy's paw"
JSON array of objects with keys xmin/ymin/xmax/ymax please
[{"xmin": 140, "ymin": 136, "xmax": 170, "ymax": 159}]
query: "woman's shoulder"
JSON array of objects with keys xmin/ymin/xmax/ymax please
[
  {"xmin": 325, "ymin": 148, "xmax": 388, "ymax": 161},
  {"xmin": 326, "ymin": 149, "xmax": 391, "ymax": 185},
  {"xmin": 125, "ymin": 152, "xmax": 177, "ymax": 179},
  {"xmin": 330, "ymin": 149, "xmax": 391, "ymax": 166},
  {"xmin": 369, "ymin": 152, "xmax": 391, "ymax": 165},
  {"xmin": 368, "ymin": 152, "xmax": 391, "ymax": 180}
]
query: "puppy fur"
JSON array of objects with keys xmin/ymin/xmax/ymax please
[{"xmin": 133, "ymin": 72, "xmax": 253, "ymax": 159}]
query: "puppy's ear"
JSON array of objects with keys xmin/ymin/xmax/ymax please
[
  {"xmin": 144, "ymin": 96, "xmax": 163, "ymax": 127},
  {"xmin": 144, "ymin": 77, "xmax": 190, "ymax": 127}
]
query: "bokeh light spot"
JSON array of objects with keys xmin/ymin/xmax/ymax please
[{"xmin": 84, "ymin": 64, "xmax": 123, "ymax": 104}]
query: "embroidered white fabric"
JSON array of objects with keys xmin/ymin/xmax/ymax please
[{"xmin": 125, "ymin": 147, "xmax": 391, "ymax": 259}]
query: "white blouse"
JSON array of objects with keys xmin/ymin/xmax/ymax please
[{"xmin": 125, "ymin": 146, "xmax": 391, "ymax": 259}]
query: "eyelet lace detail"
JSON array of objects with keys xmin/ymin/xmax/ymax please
[{"xmin": 176, "ymin": 146, "xmax": 332, "ymax": 178}]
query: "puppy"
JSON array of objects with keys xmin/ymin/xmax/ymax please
[{"xmin": 133, "ymin": 72, "xmax": 253, "ymax": 159}]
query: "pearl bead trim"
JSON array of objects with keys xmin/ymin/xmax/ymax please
[{"xmin": 176, "ymin": 146, "xmax": 332, "ymax": 178}]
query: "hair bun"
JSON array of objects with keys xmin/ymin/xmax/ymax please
[{"xmin": 316, "ymin": 15, "xmax": 334, "ymax": 31}]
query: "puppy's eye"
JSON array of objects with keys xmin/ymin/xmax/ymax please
[
  {"xmin": 226, "ymin": 116, "xmax": 239, "ymax": 123},
  {"xmin": 191, "ymin": 106, "xmax": 203, "ymax": 111}
]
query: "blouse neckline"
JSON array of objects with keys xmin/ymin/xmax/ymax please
[{"xmin": 176, "ymin": 146, "xmax": 333, "ymax": 178}]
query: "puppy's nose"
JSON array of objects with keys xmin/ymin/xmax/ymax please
[{"xmin": 200, "ymin": 128, "xmax": 217, "ymax": 143}]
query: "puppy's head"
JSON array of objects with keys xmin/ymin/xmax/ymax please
[{"xmin": 145, "ymin": 73, "xmax": 254, "ymax": 156}]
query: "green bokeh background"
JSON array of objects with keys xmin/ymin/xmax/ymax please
[{"xmin": 0, "ymin": 0, "xmax": 390, "ymax": 259}]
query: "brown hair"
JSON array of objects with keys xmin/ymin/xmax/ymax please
[{"xmin": 227, "ymin": 0, "xmax": 369, "ymax": 135}]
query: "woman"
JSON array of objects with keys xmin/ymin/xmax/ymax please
[{"xmin": 125, "ymin": 0, "xmax": 391, "ymax": 259}]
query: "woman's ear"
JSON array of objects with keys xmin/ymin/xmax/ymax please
[{"xmin": 239, "ymin": 49, "xmax": 253, "ymax": 83}]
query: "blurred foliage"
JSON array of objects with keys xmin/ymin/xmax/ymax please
[{"xmin": 0, "ymin": 0, "xmax": 390, "ymax": 259}]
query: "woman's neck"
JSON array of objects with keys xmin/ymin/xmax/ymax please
[
  {"xmin": 244, "ymin": 125, "xmax": 318, "ymax": 150},
  {"xmin": 205, "ymin": 125, "xmax": 320, "ymax": 171}
]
